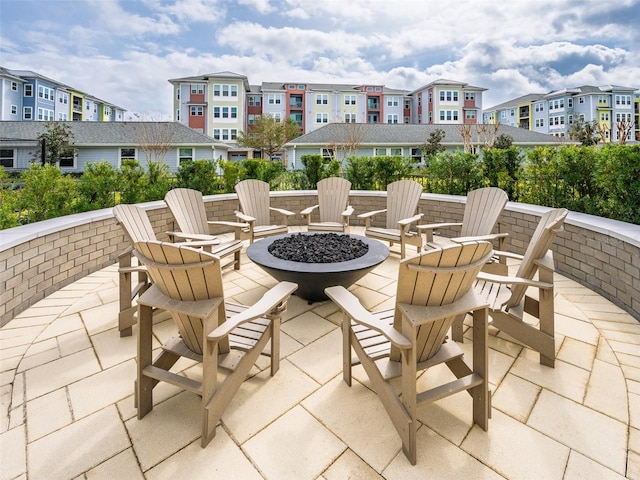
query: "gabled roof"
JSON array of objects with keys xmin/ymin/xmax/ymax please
[
  {"xmin": 286, "ymin": 123, "xmax": 566, "ymax": 147},
  {"xmin": 411, "ymin": 79, "xmax": 487, "ymax": 95},
  {"xmin": 0, "ymin": 121, "xmax": 229, "ymax": 149}
]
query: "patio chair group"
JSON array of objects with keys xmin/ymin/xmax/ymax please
[{"xmin": 113, "ymin": 177, "xmax": 568, "ymax": 464}]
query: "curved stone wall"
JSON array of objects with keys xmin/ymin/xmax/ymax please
[{"xmin": 1, "ymin": 190, "xmax": 638, "ymax": 327}]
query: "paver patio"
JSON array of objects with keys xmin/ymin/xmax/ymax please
[{"xmin": 1, "ymin": 227, "xmax": 639, "ymax": 479}]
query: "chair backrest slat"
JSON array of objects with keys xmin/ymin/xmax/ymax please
[
  {"xmin": 236, "ymin": 179, "xmax": 271, "ymax": 226},
  {"xmin": 460, "ymin": 187, "xmax": 508, "ymax": 237},
  {"xmin": 113, "ymin": 204, "xmax": 157, "ymax": 243},
  {"xmin": 395, "ymin": 241, "xmax": 494, "ymax": 363},
  {"xmin": 506, "ymin": 208, "xmax": 568, "ymax": 308},
  {"xmin": 133, "ymin": 240, "xmax": 225, "ymax": 354},
  {"xmin": 386, "ymin": 180, "xmax": 423, "ymax": 229},
  {"xmin": 317, "ymin": 177, "xmax": 351, "ymax": 223},
  {"xmin": 165, "ymin": 188, "xmax": 210, "ymax": 236}
]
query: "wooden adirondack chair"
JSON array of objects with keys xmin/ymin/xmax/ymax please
[
  {"xmin": 417, "ymin": 187, "xmax": 509, "ymax": 250},
  {"xmin": 325, "ymin": 241, "xmax": 493, "ymax": 465},
  {"xmin": 300, "ymin": 177, "xmax": 354, "ymax": 232},
  {"xmin": 164, "ymin": 188, "xmax": 246, "ymax": 270},
  {"xmin": 133, "ymin": 240, "xmax": 297, "ymax": 447},
  {"xmin": 453, "ymin": 208, "xmax": 568, "ymax": 367},
  {"xmin": 113, "ymin": 204, "xmax": 238, "ymax": 336},
  {"xmin": 234, "ymin": 179, "xmax": 295, "ymax": 243},
  {"xmin": 358, "ymin": 180, "xmax": 424, "ymax": 259}
]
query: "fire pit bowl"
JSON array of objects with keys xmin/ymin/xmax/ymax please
[{"xmin": 246, "ymin": 232, "xmax": 389, "ymax": 302}]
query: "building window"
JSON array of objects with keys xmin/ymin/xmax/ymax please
[
  {"xmin": 24, "ymin": 84, "xmax": 32, "ymax": 97},
  {"xmin": 213, "ymin": 85, "xmax": 220, "ymax": 96},
  {"xmin": 213, "ymin": 129, "xmax": 220, "ymax": 140},
  {"xmin": 120, "ymin": 148, "xmax": 136, "ymax": 163},
  {"xmin": 387, "ymin": 97, "xmax": 399, "ymax": 107},
  {"xmin": 0, "ymin": 149, "xmax": 15, "ymax": 168},
  {"xmin": 411, "ymin": 148, "xmax": 422, "ymax": 162},
  {"xmin": 23, "ymin": 106, "xmax": 32, "ymax": 120},
  {"xmin": 316, "ymin": 94, "xmax": 328, "ymax": 105},
  {"xmin": 271, "ymin": 112, "xmax": 282, "ymax": 122},
  {"xmin": 10, "ymin": 105, "xmax": 17, "ymax": 115},
  {"xmin": 390, "ymin": 148, "xmax": 402, "ymax": 156},
  {"xmin": 465, "ymin": 92, "xmax": 475, "ymax": 101},
  {"xmin": 345, "ymin": 113, "xmax": 356, "ymax": 123},
  {"xmin": 267, "ymin": 94, "xmax": 282, "ymax": 105},
  {"xmin": 231, "ymin": 85, "xmax": 238, "ymax": 97},
  {"xmin": 248, "ymin": 95, "xmax": 261, "ymax": 106},
  {"xmin": 59, "ymin": 151, "xmax": 75, "ymax": 168},
  {"xmin": 387, "ymin": 114, "xmax": 398, "ymax": 123},
  {"xmin": 568, "ymin": 98, "xmax": 573, "ymax": 108},
  {"xmin": 322, "ymin": 148, "xmax": 334, "ymax": 160},
  {"xmin": 439, "ymin": 90, "xmax": 458, "ymax": 102},
  {"xmin": 465, "ymin": 111, "xmax": 476, "ymax": 119},
  {"xmin": 191, "ymin": 106, "xmax": 204, "ymax": 116},
  {"xmin": 231, "ymin": 129, "xmax": 237, "ymax": 140},
  {"xmin": 57, "ymin": 112, "xmax": 68, "ymax": 121},
  {"xmin": 191, "ymin": 84, "xmax": 204, "ymax": 94},
  {"xmin": 38, "ymin": 86, "xmax": 54, "ymax": 100},
  {"xmin": 11, "ymin": 81, "xmax": 17, "ymax": 91},
  {"xmin": 248, "ymin": 114, "xmax": 255, "ymax": 125},
  {"xmin": 222, "ymin": 107, "xmax": 229, "ymax": 118},
  {"xmin": 375, "ymin": 148, "xmax": 386, "ymax": 156},
  {"xmin": 179, "ymin": 147, "xmax": 194, "ymax": 164},
  {"xmin": 176, "ymin": 88, "xmax": 180, "ymax": 100},
  {"xmin": 316, "ymin": 113, "xmax": 328, "ymax": 123},
  {"xmin": 222, "ymin": 85, "xmax": 229, "ymax": 97},
  {"xmin": 37, "ymin": 108, "xmax": 54, "ymax": 121},
  {"xmin": 344, "ymin": 95, "xmax": 356, "ymax": 105},
  {"xmin": 176, "ymin": 109, "xmax": 180, "ymax": 121},
  {"xmin": 579, "ymin": 97, "xmax": 584, "ymax": 104},
  {"xmin": 231, "ymin": 107, "xmax": 237, "ymax": 119}
]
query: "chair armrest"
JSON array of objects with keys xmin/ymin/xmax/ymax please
[
  {"xmin": 416, "ymin": 222, "xmax": 463, "ymax": 231},
  {"xmin": 358, "ymin": 209, "xmax": 386, "ymax": 219},
  {"xmin": 342, "ymin": 205, "xmax": 354, "ymax": 217},
  {"xmin": 397, "ymin": 213, "xmax": 424, "ymax": 226},
  {"xmin": 208, "ymin": 282, "xmax": 298, "ymax": 340},
  {"xmin": 477, "ymin": 272, "xmax": 554, "ymax": 290},
  {"xmin": 300, "ymin": 205, "xmax": 319, "ymax": 216},
  {"xmin": 167, "ymin": 231, "xmax": 221, "ymax": 243},
  {"xmin": 235, "ymin": 211, "xmax": 255, "ymax": 223},
  {"xmin": 324, "ymin": 286, "xmax": 412, "ymax": 349},
  {"xmin": 452, "ymin": 232, "xmax": 509, "ymax": 243},
  {"xmin": 270, "ymin": 206, "xmax": 295, "ymax": 217},
  {"xmin": 491, "ymin": 250, "xmax": 524, "ymax": 261},
  {"xmin": 208, "ymin": 220, "xmax": 250, "ymax": 229},
  {"xmin": 118, "ymin": 265, "xmax": 147, "ymax": 274}
]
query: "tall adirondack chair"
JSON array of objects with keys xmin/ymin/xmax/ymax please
[
  {"xmin": 133, "ymin": 240, "xmax": 297, "ymax": 447},
  {"xmin": 325, "ymin": 241, "xmax": 493, "ymax": 465},
  {"xmin": 417, "ymin": 187, "xmax": 509, "ymax": 250},
  {"xmin": 113, "ymin": 204, "xmax": 238, "ymax": 336},
  {"xmin": 164, "ymin": 188, "xmax": 246, "ymax": 270},
  {"xmin": 453, "ymin": 208, "xmax": 568, "ymax": 367},
  {"xmin": 300, "ymin": 177, "xmax": 354, "ymax": 232},
  {"xmin": 358, "ymin": 180, "xmax": 424, "ymax": 259},
  {"xmin": 234, "ymin": 179, "xmax": 295, "ymax": 243}
]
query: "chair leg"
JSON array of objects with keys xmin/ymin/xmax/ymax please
[
  {"xmin": 270, "ymin": 316, "xmax": 281, "ymax": 376},
  {"xmin": 451, "ymin": 313, "xmax": 466, "ymax": 342},
  {"xmin": 343, "ymin": 316, "xmax": 352, "ymax": 386},
  {"xmin": 471, "ymin": 306, "xmax": 489, "ymax": 430},
  {"xmin": 137, "ymin": 304, "xmax": 155, "ymax": 418}
]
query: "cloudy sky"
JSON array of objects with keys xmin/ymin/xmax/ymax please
[{"xmin": 2, "ymin": 0, "xmax": 639, "ymax": 120}]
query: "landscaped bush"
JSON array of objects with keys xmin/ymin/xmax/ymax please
[
  {"xmin": 1, "ymin": 144, "xmax": 639, "ymax": 228},
  {"xmin": 175, "ymin": 159, "xmax": 221, "ymax": 195}
]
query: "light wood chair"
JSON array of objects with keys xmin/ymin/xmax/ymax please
[
  {"xmin": 113, "ymin": 204, "xmax": 238, "ymax": 337},
  {"xmin": 300, "ymin": 177, "xmax": 354, "ymax": 232},
  {"xmin": 325, "ymin": 241, "xmax": 493, "ymax": 465},
  {"xmin": 453, "ymin": 208, "xmax": 568, "ymax": 367},
  {"xmin": 417, "ymin": 187, "xmax": 509, "ymax": 250},
  {"xmin": 133, "ymin": 240, "xmax": 297, "ymax": 447},
  {"xmin": 358, "ymin": 180, "xmax": 424, "ymax": 259},
  {"xmin": 164, "ymin": 188, "xmax": 246, "ymax": 270},
  {"xmin": 234, "ymin": 179, "xmax": 295, "ymax": 243}
]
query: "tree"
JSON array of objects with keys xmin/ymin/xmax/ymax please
[
  {"xmin": 34, "ymin": 122, "xmax": 76, "ymax": 166},
  {"xmin": 568, "ymin": 119, "xmax": 600, "ymax": 146},
  {"xmin": 132, "ymin": 122, "xmax": 175, "ymax": 164},
  {"xmin": 420, "ymin": 128, "xmax": 446, "ymax": 160},
  {"xmin": 237, "ymin": 116, "xmax": 301, "ymax": 160}
]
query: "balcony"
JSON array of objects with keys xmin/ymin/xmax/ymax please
[{"xmin": 1, "ymin": 191, "xmax": 639, "ymax": 479}]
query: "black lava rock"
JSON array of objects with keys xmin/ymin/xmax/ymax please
[{"xmin": 267, "ymin": 233, "xmax": 369, "ymax": 263}]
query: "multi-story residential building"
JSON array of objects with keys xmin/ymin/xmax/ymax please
[
  {"xmin": 168, "ymin": 73, "xmax": 485, "ymax": 144},
  {"xmin": 410, "ymin": 79, "xmax": 485, "ymax": 126},
  {"xmin": 0, "ymin": 67, "xmax": 126, "ymax": 122},
  {"xmin": 484, "ymin": 85, "xmax": 638, "ymax": 143}
]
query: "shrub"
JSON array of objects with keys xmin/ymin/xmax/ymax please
[
  {"xmin": 118, "ymin": 159, "xmax": 146, "ymax": 204},
  {"xmin": 242, "ymin": 158, "xmax": 285, "ymax": 184},
  {"xmin": 219, "ymin": 160, "xmax": 246, "ymax": 193},
  {"xmin": 426, "ymin": 151, "xmax": 485, "ymax": 195},
  {"xmin": 595, "ymin": 144, "xmax": 640, "ymax": 224},
  {"xmin": 372, "ymin": 156, "xmax": 414, "ymax": 188},
  {"xmin": 140, "ymin": 161, "xmax": 172, "ymax": 201},
  {"xmin": 175, "ymin": 159, "xmax": 221, "ymax": 194},
  {"xmin": 18, "ymin": 163, "xmax": 77, "ymax": 222},
  {"xmin": 345, "ymin": 156, "xmax": 376, "ymax": 190},
  {"xmin": 76, "ymin": 162, "xmax": 119, "ymax": 211},
  {"xmin": 0, "ymin": 168, "xmax": 19, "ymax": 229},
  {"xmin": 482, "ymin": 146, "xmax": 522, "ymax": 201}
]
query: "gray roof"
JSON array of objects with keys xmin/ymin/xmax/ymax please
[
  {"xmin": 286, "ymin": 123, "xmax": 568, "ymax": 147},
  {"xmin": 0, "ymin": 121, "xmax": 228, "ymax": 148},
  {"xmin": 485, "ymin": 93, "xmax": 547, "ymax": 112}
]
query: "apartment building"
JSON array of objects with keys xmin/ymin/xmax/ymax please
[
  {"xmin": 483, "ymin": 85, "xmax": 639, "ymax": 143},
  {"xmin": 168, "ymin": 72, "xmax": 485, "ymax": 140},
  {"xmin": 0, "ymin": 67, "xmax": 126, "ymax": 123}
]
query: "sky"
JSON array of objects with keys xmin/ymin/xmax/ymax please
[{"xmin": 1, "ymin": 0, "xmax": 639, "ymax": 120}]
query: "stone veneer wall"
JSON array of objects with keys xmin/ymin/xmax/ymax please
[{"xmin": 1, "ymin": 190, "xmax": 638, "ymax": 327}]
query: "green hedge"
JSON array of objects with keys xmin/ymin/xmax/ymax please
[{"xmin": 1, "ymin": 144, "xmax": 638, "ymax": 228}]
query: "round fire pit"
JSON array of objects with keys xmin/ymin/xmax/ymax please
[{"xmin": 246, "ymin": 232, "xmax": 389, "ymax": 302}]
